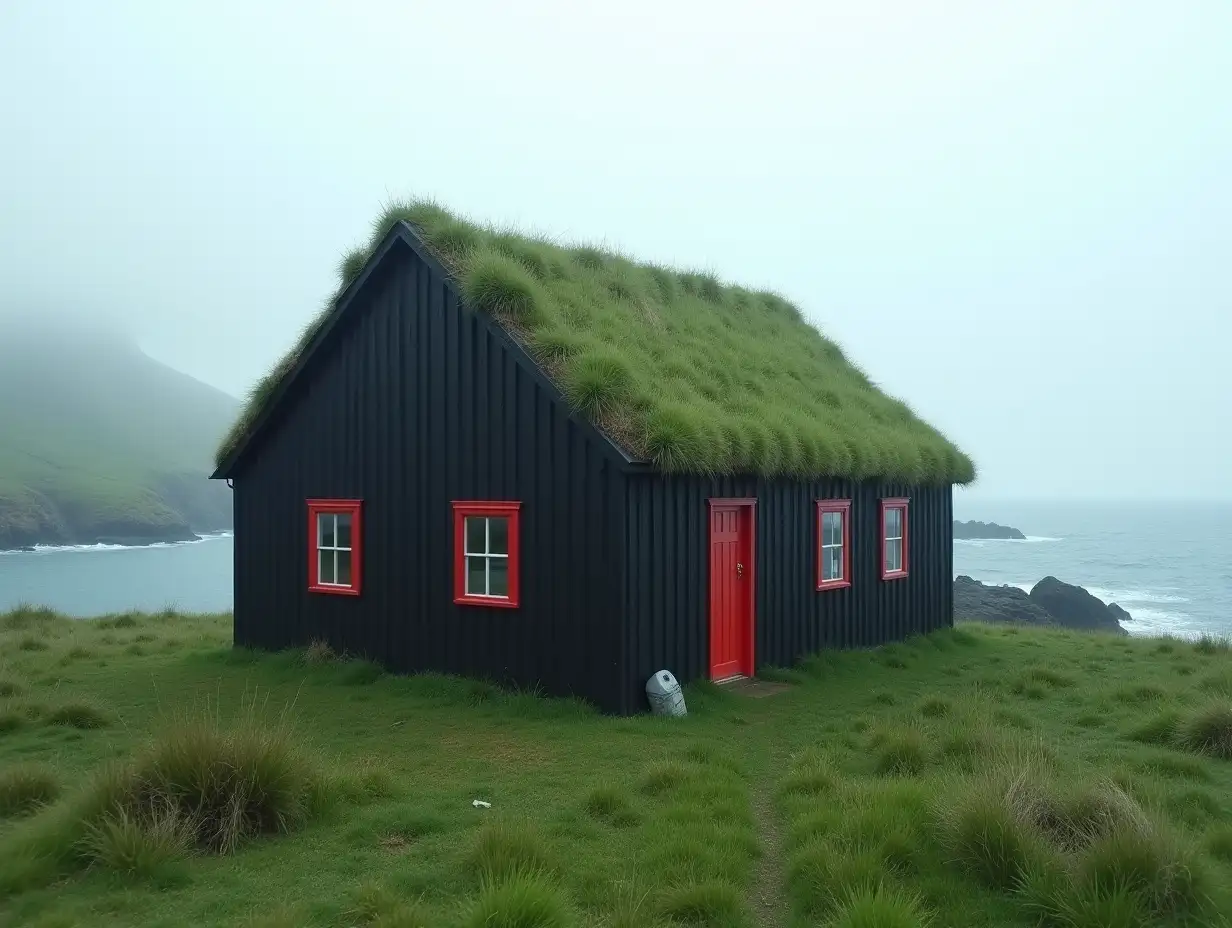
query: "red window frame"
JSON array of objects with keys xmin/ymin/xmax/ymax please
[
  {"xmin": 815, "ymin": 499, "xmax": 852, "ymax": 591},
  {"xmin": 453, "ymin": 501, "xmax": 521, "ymax": 608},
  {"xmin": 307, "ymin": 499, "xmax": 363, "ymax": 596},
  {"xmin": 879, "ymin": 497, "xmax": 909, "ymax": 581}
]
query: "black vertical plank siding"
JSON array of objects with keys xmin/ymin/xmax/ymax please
[
  {"xmin": 618, "ymin": 474, "xmax": 953, "ymax": 712},
  {"xmin": 230, "ymin": 241, "xmax": 626, "ymax": 710}
]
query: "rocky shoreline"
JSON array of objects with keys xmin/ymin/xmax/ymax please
[
  {"xmin": 953, "ymin": 520, "xmax": 1025, "ymax": 540},
  {"xmin": 955, "ymin": 575, "xmax": 1130, "ymax": 635},
  {"xmin": 0, "ymin": 523, "xmax": 225, "ymax": 553}
]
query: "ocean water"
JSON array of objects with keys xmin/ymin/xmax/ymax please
[
  {"xmin": 0, "ymin": 533, "xmax": 234, "ymax": 616},
  {"xmin": 954, "ymin": 500, "xmax": 1232, "ymax": 640}
]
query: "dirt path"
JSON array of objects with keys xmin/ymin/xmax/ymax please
[{"xmin": 748, "ymin": 776, "xmax": 790, "ymax": 928}]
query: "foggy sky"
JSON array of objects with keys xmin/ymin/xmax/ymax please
[{"xmin": 1, "ymin": 2, "xmax": 1227, "ymax": 500}]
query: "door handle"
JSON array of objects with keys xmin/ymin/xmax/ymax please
[{"xmin": 737, "ymin": 562, "xmax": 744, "ymax": 578}]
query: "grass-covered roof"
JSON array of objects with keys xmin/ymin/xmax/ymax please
[{"xmin": 216, "ymin": 200, "xmax": 975, "ymax": 484}]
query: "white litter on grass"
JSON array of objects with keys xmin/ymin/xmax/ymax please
[{"xmin": 472, "ymin": 799, "xmax": 492, "ymax": 809}]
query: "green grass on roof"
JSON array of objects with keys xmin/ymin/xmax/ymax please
[{"xmin": 216, "ymin": 200, "xmax": 975, "ymax": 484}]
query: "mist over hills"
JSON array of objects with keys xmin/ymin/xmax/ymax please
[{"xmin": 0, "ymin": 315, "xmax": 237, "ymax": 548}]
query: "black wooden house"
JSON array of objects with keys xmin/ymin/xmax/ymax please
[{"xmin": 212, "ymin": 202, "xmax": 974, "ymax": 714}]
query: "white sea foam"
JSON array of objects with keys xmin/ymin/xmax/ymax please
[
  {"xmin": 0, "ymin": 531, "xmax": 233, "ymax": 557},
  {"xmin": 955, "ymin": 536, "xmax": 1062, "ymax": 546},
  {"xmin": 1086, "ymin": 587, "xmax": 1190, "ymax": 605}
]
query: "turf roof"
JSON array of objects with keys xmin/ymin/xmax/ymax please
[{"xmin": 216, "ymin": 200, "xmax": 975, "ymax": 484}]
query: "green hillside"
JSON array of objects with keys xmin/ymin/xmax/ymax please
[{"xmin": 0, "ymin": 320, "xmax": 237, "ymax": 548}]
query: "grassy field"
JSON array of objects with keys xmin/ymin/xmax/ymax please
[{"xmin": 1, "ymin": 608, "xmax": 1231, "ymax": 927}]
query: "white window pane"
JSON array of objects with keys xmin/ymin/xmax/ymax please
[
  {"xmin": 886, "ymin": 538, "xmax": 902, "ymax": 573},
  {"xmin": 489, "ymin": 517, "xmax": 509, "ymax": 556},
  {"xmin": 336, "ymin": 513, "xmax": 352, "ymax": 549},
  {"xmin": 336, "ymin": 549, "xmax": 352, "ymax": 587},
  {"xmin": 489, "ymin": 558, "xmax": 509, "ymax": 597},
  {"xmin": 465, "ymin": 517, "xmax": 487, "ymax": 556},
  {"xmin": 823, "ymin": 546, "xmax": 842, "ymax": 581},
  {"xmin": 466, "ymin": 556, "xmax": 487, "ymax": 595},
  {"xmin": 319, "ymin": 549, "xmax": 334, "ymax": 585},
  {"xmin": 885, "ymin": 508, "xmax": 901, "ymax": 539},
  {"xmin": 823, "ymin": 511, "xmax": 842, "ymax": 547},
  {"xmin": 320, "ymin": 514, "xmax": 335, "ymax": 549}
]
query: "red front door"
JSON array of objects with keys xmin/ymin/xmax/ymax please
[{"xmin": 708, "ymin": 500, "xmax": 755, "ymax": 680}]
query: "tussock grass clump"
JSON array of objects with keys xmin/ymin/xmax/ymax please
[
  {"xmin": 640, "ymin": 760, "xmax": 694, "ymax": 796},
  {"xmin": 351, "ymin": 880, "xmax": 431, "ymax": 926},
  {"xmin": 462, "ymin": 871, "xmax": 574, "ymax": 928},
  {"xmin": 80, "ymin": 803, "xmax": 192, "ymax": 879},
  {"xmin": 0, "ymin": 763, "xmax": 60, "ymax": 817},
  {"xmin": 780, "ymin": 749, "xmax": 838, "ymax": 797},
  {"xmin": 1199, "ymin": 667, "xmax": 1232, "ymax": 696},
  {"xmin": 827, "ymin": 885, "xmax": 931, "ymax": 928},
  {"xmin": 656, "ymin": 879, "xmax": 746, "ymax": 926},
  {"xmin": 45, "ymin": 701, "xmax": 110, "ymax": 729},
  {"xmin": 1021, "ymin": 870, "xmax": 1150, "ymax": 928},
  {"xmin": 642, "ymin": 821, "xmax": 756, "ymax": 887},
  {"xmin": 461, "ymin": 251, "xmax": 547, "ymax": 325},
  {"xmin": 1024, "ymin": 666, "xmax": 1076, "ymax": 689},
  {"xmin": 468, "ymin": 819, "xmax": 555, "ymax": 880},
  {"xmin": 0, "ymin": 706, "xmax": 321, "ymax": 886},
  {"xmin": 1194, "ymin": 635, "xmax": 1231, "ymax": 655},
  {"xmin": 937, "ymin": 725, "xmax": 998, "ymax": 772},
  {"xmin": 1071, "ymin": 821, "xmax": 1210, "ymax": 918},
  {"xmin": 870, "ymin": 726, "xmax": 929, "ymax": 777},
  {"xmin": 114, "ymin": 710, "xmax": 317, "ymax": 854},
  {"xmin": 2, "ymin": 603, "xmax": 62, "ymax": 630},
  {"xmin": 63, "ymin": 645, "xmax": 95, "ymax": 662},
  {"xmin": 936, "ymin": 776, "xmax": 1051, "ymax": 888},
  {"xmin": 1125, "ymin": 709, "xmax": 1181, "ymax": 746},
  {"xmin": 303, "ymin": 639, "xmax": 337, "ymax": 665},
  {"xmin": 938, "ymin": 767, "xmax": 1217, "ymax": 919},
  {"xmin": 916, "ymin": 695, "xmax": 951, "ymax": 718},
  {"xmin": 1176, "ymin": 702, "xmax": 1232, "ymax": 759},
  {"xmin": 215, "ymin": 199, "xmax": 975, "ymax": 484},
  {"xmin": 583, "ymin": 784, "xmax": 639, "ymax": 827},
  {"xmin": 0, "ymin": 677, "xmax": 21, "ymax": 698},
  {"xmin": 787, "ymin": 839, "xmax": 885, "ymax": 916},
  {"xmin": 1113, "ymin": 682, "xmax": 1168, "ymax": 704}
]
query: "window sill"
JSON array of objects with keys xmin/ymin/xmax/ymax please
[
  {"xmin": 454, "ymin": 594, "xmax": 519, "ymax": 609},
  {"xmin": 880, "ymin": 571, "xmax": 909, "ymax": 582},
  {"xmin": 816, "ymin": 579, "xmax": 852, "ymax": 592},
  {"xmin": 309, "ymin": 583, "xmax": 361, "ymax": 597}
]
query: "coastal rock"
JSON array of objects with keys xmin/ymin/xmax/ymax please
[
  {"xmin": 0, "ymin": 499, "xmax": 202, "ymax": 551},
  {"xmin": 954, "ymin": 576, "xmax": 1055, "ymax": 626},
  {"xmin": 1028, "ymin": 576, "xmax": 1129, "ymax": 635},
  {"xmin": 954, "ymin": 576, "xmax": 1132, "ymax": 634},
  {"xmin": 953, "ymin": 520, "xmax": 1026, "ymax": 540}
]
